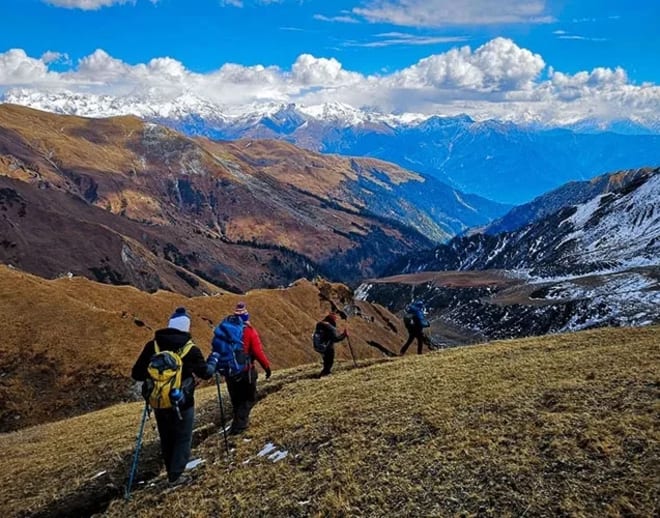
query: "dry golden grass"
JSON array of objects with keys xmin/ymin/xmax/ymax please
[
  {"xmin": 0, "ymin": 265, "xmax": 405, "ymax": 431},
  {"xmin": 1, "ymin": 325, "xmax": 656, "ymax": 517},
  {"xmin": 0, "ymin": 104, "xmax": 143, "ymax": 184}
]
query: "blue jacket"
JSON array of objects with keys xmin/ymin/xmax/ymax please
[{"xmin": 405, "ymin": 304, "xmax": 430, "ymax": 329}]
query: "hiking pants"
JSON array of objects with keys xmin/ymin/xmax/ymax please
[
  {"xmin": 400, "ymin": 328, "xmax": 425, "ymax": 355},
  {"xmin": 154, "ymin": 405, "xmax": 194, "ymax": 482},
  {"xmin": 320, "ymin": 344, "xmax": 335, "ymax": 375},
  {"xmin": 226, "ymin": 368, "xmax": 257, "ymax": 433}
]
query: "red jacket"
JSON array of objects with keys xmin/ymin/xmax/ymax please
[{"xmin": 243, "ymin": 323, "xmax": 270, "ymax": 371}]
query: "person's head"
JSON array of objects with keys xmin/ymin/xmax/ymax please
[
  {"xmin": 323, "ymin": 313, "xmax": 337, "ymax": 326},
  {"xmin": 234, "ymin": 301, "xmax": 249, "ymax": 322},
  {"xmin": 168, "ymin": 307, "xmax": 191, "ymax": 332},
  {"xmin": 412, "ymin": 300, "xmax": 424, "ymax": 309}
]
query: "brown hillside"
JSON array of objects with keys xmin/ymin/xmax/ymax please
[
  {"xmin": 1, "ymin": 326, "xmax": 656, "ymax": 517},
  {"xmin": 0, "ymin": 265, "xmax": 407, "ymax": 432},
  {"xmin": 0, "ymin": 175, "xmax": 224, "ymax": 296},
  {"xmin": 203, "ymin": 138, "xmax": 421, "ymax": 200},
  {"xmin": 0, "ymin": 104, "xmax": 435, "ymax": 293}
]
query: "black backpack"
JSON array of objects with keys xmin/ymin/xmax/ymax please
[
  {"xmin": 403, "ymin": 314, "xmax": 415, "ymax": 330},
  {"xmin": 312, "ymin": 321, "xmax": 332, "ymax": 353}
]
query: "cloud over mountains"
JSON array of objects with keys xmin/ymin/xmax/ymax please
[{"xmin": 1, "ymin": 37, "xmax": 658, "ymax": 126}]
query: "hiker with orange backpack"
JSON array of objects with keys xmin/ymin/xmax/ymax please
[
  {"xmin": 206, "ymin": 302, "xmax": 271, "ymax": 436},
  {"xmin": 131, "ymin": 307, "xmax": 212, "ymax": 487}
]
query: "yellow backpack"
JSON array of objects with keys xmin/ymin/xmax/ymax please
[{"xmin": 146, "ymin": 341, "xmax": 194, "ymax": 409}]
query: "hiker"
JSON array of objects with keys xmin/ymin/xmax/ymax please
[
  {"xmin": 399, "ymin": 300, "xmax": 430, "ymax": 355},
  {"xmin": 131, "ymin": 307, "xmax": 212, "ymax": 487},
  {"xmin": 207, "ymin": 302, "xmax": 271, "ymax": 435},
  {"xmin": 314, "ymin": 313, "xmax": 348, "ymax": 377}
]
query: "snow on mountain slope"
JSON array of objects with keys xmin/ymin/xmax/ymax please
[
  {"xmin": 2, "ymin": 89, "xmax": 422, "ymax": 127},
  {"xmin": 557, "ymin": 174, "xmax": 660, "ymax": 268},
  {"xmin": 386, "ymin": 168, "xmax": 660, "ymax": 278}
]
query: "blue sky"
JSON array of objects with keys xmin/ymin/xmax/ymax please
[{"xmin": 0, "ymin": 0, "xmax": 658, "ymax": 125}]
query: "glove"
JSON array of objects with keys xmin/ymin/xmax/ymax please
[
  {"xmin": 265, "ymin": 367, "xmax": 272, "ymax": 379},
  {"xmin": 207, "ymin": 352, "xmax": 220, "ymax": 371}
]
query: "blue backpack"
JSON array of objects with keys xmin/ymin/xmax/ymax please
[{"xmin": 211, "ymin": 315, "xmax": 248, "ymax": 378}]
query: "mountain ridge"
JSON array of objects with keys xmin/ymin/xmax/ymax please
[
  {"xmin": 4, "ymin": 89, "xmax": 659, "ymax": 134},
  {"xmin": 0, "ymin": 264, "xmax": 406, "ymax": 432},
  {"xmin": 4, "ymin": 91, "xmax": 660, "ymax": 204},
  {"xmin": 0, "ymin": 104, "xmax": 505, "ymax": 293}
]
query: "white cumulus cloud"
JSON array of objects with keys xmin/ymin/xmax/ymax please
[
  {"xmin": 41, "ymin": 51, "xmax": 70, "ymax": 65},
  {"xmin": 0, "ymin": 49, "xmax": 56, "ymax": 85},
  {"xmin": 387, "ymin": 37, "xmax": 544, "ymax": 91},
  {"xmin": 291, "ymin": 55, "xmax": 362, "ymax": 86},
  {"xmin": 0, "ymin": 39, "xmax": 658, "ymax": 128}
]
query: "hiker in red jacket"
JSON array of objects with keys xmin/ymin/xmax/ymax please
[{"xmin": 212, "ymin": 302, "xmax": 271, "ymax": 435}]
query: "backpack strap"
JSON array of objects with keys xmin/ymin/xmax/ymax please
[
  {"xmin": 153, "ymin": 339, "xmax": 194, "ymax": 357},
  {"xmin": 178, "ymin": 340, "xmax": 194, "ymax": 358}
]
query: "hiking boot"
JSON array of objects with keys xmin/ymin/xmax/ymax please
[{"xmin": 168, "ymin": 473, "xmax": 193, "ymax": 488}]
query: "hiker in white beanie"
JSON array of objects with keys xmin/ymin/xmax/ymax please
[{"xmin": 131, "ymin": 306, "xmax": 211, "ymax": 487}]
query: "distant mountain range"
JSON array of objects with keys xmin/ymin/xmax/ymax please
[
  {"xmin": 0, "ymin": 104, "xmax": 505, "ymax": 293},
  {"xmin": 359, "ymin": 168, "xmax": 660, "ymax": 344},
  {"xmin": 3, "ymin": 90, "xmax": 660, "ymax": 204}
]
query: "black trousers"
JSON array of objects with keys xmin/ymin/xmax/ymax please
[
  {"xmin": 400, "ymin": 328, "xmax": 425, "ymax": 355},
  {"xmin": 154, "ymin": 405, "xmax": 194, "ymax": 482},
  {"xmin": 321, "ymin": 344, "xmax": 335, "ymax": 375},
  {"xmin": 226, "ymin": 368, "xmax": 257, "ymax": 433}
]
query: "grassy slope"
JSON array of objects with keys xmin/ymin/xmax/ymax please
[
  {"xmin": 0, "ymin": 265, "xmax": 404, "ymax": 431},
  {"xmin": 1, "ymin": 325, "xmax": 657, "ymax": 517}
]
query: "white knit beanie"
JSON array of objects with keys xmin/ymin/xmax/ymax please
[{"xmin": 168, "ymin": 307, "xmax": 191, "ymax": 332}]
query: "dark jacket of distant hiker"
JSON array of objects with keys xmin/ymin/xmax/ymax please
[
  {"xmin": 400, "ymin": 301, "xmax": 429, "ymax": 355},
  {"xmin": 131, "ymin": 307, "xmax": 211, "ymax": 485},
  {"xmin": 318, "ymin": 313, "xmax": 347, "ymax": 377}
]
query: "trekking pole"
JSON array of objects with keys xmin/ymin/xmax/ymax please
[
  {"xmin": 346, "ymin": 333, "xmax": 358, "ymax": 367},
  {"xmin": 125, "ymin": 402, "xmax": 149, "ymax": 500},
  {"xmin": 214, "ymin": 373, "xmax": 230, "ymax": 457}
]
